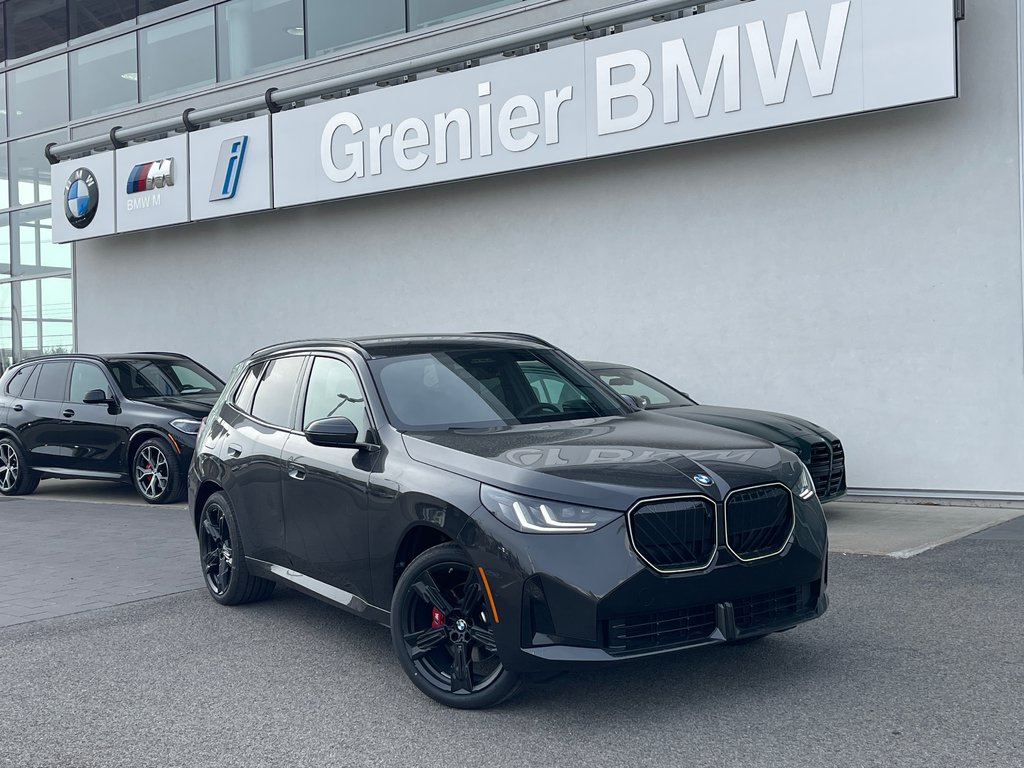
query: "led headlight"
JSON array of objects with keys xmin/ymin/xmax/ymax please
[
  {"xmin": 795, "ymin": 463, "xmax": 816, "ymax": 500},
  {"xmin": 170, "ymin": 418, "xmax": 202, "ymax": 435},
  {"xmin": 481, "ymin": 485, "xmax": 620, "ymax": 534}
]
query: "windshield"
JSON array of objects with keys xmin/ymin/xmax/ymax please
[
  {"xmin": 369, "ymin": 347, "xmax": 629, "ymax": 430},
  {"xmin": 107, "ymin": 358, "xmax": 224, "ymax": 399},
  {"xmin": 594, "ymin": 367, "xmax": 696, "ymax": 408}
]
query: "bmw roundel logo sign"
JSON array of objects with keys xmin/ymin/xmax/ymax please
[
  {"xmin": 64, "ymin": 167, "xmax": 99, "ymax": 229},
  {"xmin": 693, "ymin": 474, "xmax": 714, "ymax": 487}
]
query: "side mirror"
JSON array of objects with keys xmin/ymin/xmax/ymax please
[
  {"xmin": 622, "ymin": 394, "xmax": 648, "ymax": 411},
  {"xmin": 304, "ymin": 417, "xmax": 362, "ymax": 448},
  {"xmin": 83, "ymin": 388, "xmax": 113, "ymax": 405}
]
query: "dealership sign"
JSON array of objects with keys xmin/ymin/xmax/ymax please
[{"xmin": 50, "ymin": 0, "xmax": 957, "ymax": 242}]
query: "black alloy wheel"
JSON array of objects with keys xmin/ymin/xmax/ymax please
[
  {"xmin": 131, "ymin": 437, "xmax": 182, "ymax": 504},
  {"xmin": 392, "ymin": 543, "xmax": 521, "ymax": 709},
  {"xmin": 0, "ymin": 438, "xmax": 39, "ymax": 496},
  {"xmin": 197, "ymin": 491, "xmax": 274, "ymax": 605}
]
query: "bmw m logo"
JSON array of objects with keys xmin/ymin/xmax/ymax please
[
  {"xmin": 693, "ymin": 474, "xmax": 713, "ymax": 486},
  {"xmin": 64, "ymin": 168, "xmax": 99, "ymax": 229},
  {"xmin": 126, "ymin": 158, "xmax": 174, "ymax": 194}
]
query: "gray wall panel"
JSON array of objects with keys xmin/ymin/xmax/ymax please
[{"xmin": 76, "ymin": 2, "xmax": 1024, "ymax": 495}]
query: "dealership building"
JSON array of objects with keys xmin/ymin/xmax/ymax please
[{"xmin": 0, "ymin": 0, "xmax": 1016, "ymax": 498}]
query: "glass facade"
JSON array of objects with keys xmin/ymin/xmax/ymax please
[
  {"xmin": 139, "ymin": 9, "xmax": 215, "ymax": 101},
  {"xmin": 70, "ymin": 33, "xmax": 137, "ymax": 118},
  {"xmin": 216, "ymin": 0, "xmax": 303, "ymax": 81},
  {"xmin": 306, "ymin": 0, "xmax": 405, "ymax": 58},
  {"xmin": 0, "ymin": 0, "xmax": 529, "ymax": 366}
]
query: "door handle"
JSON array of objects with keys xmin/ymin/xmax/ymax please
[
  {"xmin": 288, "ymin": 465, "xmax": 307, "ymax": 481},
  {"xmin": 226, "ymin": 443, "xmax": 242, "ymax": 458},
  {"xmin": 62, "ymin": 409, "xmax": 75, "ymax": 418},
  {"xmin": 12, "ymin": 404, "xmax": 22, "ymax": 412}
]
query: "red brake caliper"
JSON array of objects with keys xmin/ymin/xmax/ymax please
[{"xmin": 431, "ymin": 607, "xmax": 445, "ymax": 629}]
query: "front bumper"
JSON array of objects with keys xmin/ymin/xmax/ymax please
[{"xmin": 461, "ymin": 496, "xmax": 828, "ymax": 674}]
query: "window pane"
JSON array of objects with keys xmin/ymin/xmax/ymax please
[
  {"xmin": 10, "ymin": 130, "xmax": 66, "ymax": 206},
  {"xmin": 217, "ymin": 0, "xmax": 304, "ymax": 81},
  {"xmin": 6, "ymin": 364, "xmax": 36, "ymax": 396},
  {"xmin": 306, "ymin": 0, "xmax": 404, "ymax": 58},
  {"xmin": 0, "ymin": 76, "xmax": 7, "ymax": 140},
  {"xmin": 34, "ymin": 360, "xmax": 70, "ymax": 400},
  {"xmin": 13, "ymin": 207, "xmax": 71, "ymax": 275},
  {"xmin": 6, "ymin": 0, "xmax": 68, "ymax": 59},
  {"xmin": 0, "ymin": 283, "xmax": 12, "ymax": 369},
  {"xmin": 71, "ymin": 362, "xmax": 112, "ymax": 401},
  {"xmin": 71, "ymin": 34, "xmax": 139, "ymax": 118},
  {"xmin": 0, "ymin": 214, "xmax": 11, "ymax": 275},
  {"xmin": 0, "ymin": 8, "xmax": 7, "ymax": 62},
  {"xmin": 17, "ymin": 275, "xmax": 73, "ymax": 359},
  {"xmin": 139, "ymin": 10, "xmax": 216, "ymax": 101},
  {"xmin": 409, "ymin": 0, "xmax": 519, "ymax": 29},
  {"xmin": 8, "ymin": 55, "xmax": 70, "ymax": 136},
  {"xmin": 303, "ymin": 357, "xmax": 367, "ymax": 437},
  {"xmin": 70, "ymin": 0, "xmax": 136, "ymax": 38},
  {"xmin": 251, "ymin": 356, "xmax": 303, "ymax": 427},
  {"xmin": 233, "ymin": 362, "xmax": 262, "ymax": 413},
  {"xmin": 139, "ymin": 0, "xmax": 191, "ymax": 15}
]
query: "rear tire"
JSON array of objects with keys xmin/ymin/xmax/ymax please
[
  {"xmin": 0, "ymin": 438, "xmax": 39, "ymax": 496},
  {"xmin": 391, "ymin": 543, "xmax": 522, "ymax": 709},
  {"xmin": 197, "ymin": 491, "xmax": 275, "ymax": 605}
]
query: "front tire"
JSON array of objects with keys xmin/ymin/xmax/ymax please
[
  {"xmin": 0, "ymin": 438, "xmax": 39, "ymax": 496},
  {"xmin": 131, "ymin": 437, "xmax": 183, "ymax": 504},
  {"xmin": 391, "ymin": 543, "xmax": 522, "ymax": 709},
  {"xmin": 197, "ymin": 491, "xmax": 275, "ymax": 605}
]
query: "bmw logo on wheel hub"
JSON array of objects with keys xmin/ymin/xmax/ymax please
[{"xmin": 64, "ymin": 168, "xmax": 99, "ymax": 229}]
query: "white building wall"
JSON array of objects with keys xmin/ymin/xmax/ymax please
[{"xmin": 76, "ymin": 1, "xmax": 1024, "ymax": 496}]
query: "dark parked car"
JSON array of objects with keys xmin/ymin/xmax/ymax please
[
  {"xmin": 0, "ymin": 353, "xmax": 223, "ymax": 504},
  {"xmin": 190, "ymin": 334, "xmax": 828, "ymax": 709},
  {"xmin": 584, "ymin": 361, "xmax": 847, "ymax": 502}
]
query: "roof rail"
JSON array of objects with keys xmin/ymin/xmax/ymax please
[
  {"xmin": 16, "ymin": 352, "xmax": 107, "ymax": 365},
  {"xmin": 470, "ymin": 332, "xmax": 556, "ymax": 347},
  {"xmin": 249, "ymin": 338, "xmax": 371, "ymax": 359}
]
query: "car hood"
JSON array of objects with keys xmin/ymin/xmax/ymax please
[
  {"xmin": 135, "ymin": 394, "xmax": 219, "ymax": 419},
  {"xmin": 402, "ymin": 411, "xmax": 802, "ymax": 511},
  {"xmin": 651, "ymin": 405, "xmax": 837, "ymax": 459}
]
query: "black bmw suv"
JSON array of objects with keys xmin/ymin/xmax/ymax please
[
  {"xmin": 190, "ymin": 334, "xmax": 828, "ymax": 708},
  {"xmin": 0, "ymin": 353, "xmax": 223, "ymax": 503}
]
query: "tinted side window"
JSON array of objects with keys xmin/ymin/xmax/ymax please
[
  {"xmin": 232, "ymin": 362, "xmax": 263, "ymax": 414},
  {"xmin": 302, "ymin": 357, "xmax": 368, "ymax": 439},
  {"xmin": 20, "ymin": 366, "xmax": 42, "ymax": 399},
  {"xmin": 6, "ymin": 365, "xmax": 36, "ymax": 397},
  {"xmin": 250, "ymin": 357, "xmax": 304, "ymax": 427},
  {"xmin": 70, "ymin": 363, "xmax": 113, "ymax": 402},
  {"xmin": 35, "ymin": 362, "xmax": 71, "ymax": 402}
]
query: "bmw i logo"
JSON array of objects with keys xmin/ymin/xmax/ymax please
[
  {"xmin": 64, "ymin": 168, "xmax": 99, "ymax": 229},
  {"xmin": 693, "ymin": 474, "xmax": 714, "ymax": 487}
]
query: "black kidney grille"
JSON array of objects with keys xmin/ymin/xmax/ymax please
[
  {"xmin": 808, "ymin": 442, "xmax": 832, "ymax": 496},
  {"xmin": 829, "ymin": 440, "xmax": 846, "ymax": 496},
  {"xmin": 734, "ymin": 583, "xmax": 817, "ymax": 631},
  {"xmin": 725, "ymin": 486, "xmax": 793, "ymax": 560},
  {"xmin": 606, "ymin": 603, "xmax": 717, "ymax": 655},
  {"xmin": 630, "ymin": 497, "xmax": 716, "ymax": 571}
]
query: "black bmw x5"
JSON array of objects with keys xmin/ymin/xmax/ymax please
[
  {"xmin": 190, "ymin": 334, "xmax": 828, "ymax": 708},
  {"xmin": 0, "ymin": 353, "xmax": 223, "ymax": 503}
]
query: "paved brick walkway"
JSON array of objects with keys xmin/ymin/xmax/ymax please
[{"xmin": 0, "ymin": 496, "xmax": 202, "ymax": 627}]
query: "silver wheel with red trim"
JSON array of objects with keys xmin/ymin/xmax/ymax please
[{"xmin": 131, "ymin": 436, "xmax": 183, "ymax": 504}]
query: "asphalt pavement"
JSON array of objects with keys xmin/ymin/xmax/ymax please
[{"xmin": 0, "ymin": 495, "xmax": 1021, "ymax": 768}]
